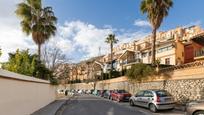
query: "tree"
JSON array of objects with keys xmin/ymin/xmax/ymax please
[
  {"xmin": 2, "ymin": 49, "xmax": 37, "ymax": 76},
  {"xmin": 105, "ymin": 34, "xmax": 118, "ymax": 78},
  {"xmin": 140, "ymin": 0, "xmax": 173, "ymax": 65},
  {"xmin": 41, "ymin": 44, "xmax": 67, "ymax": 71},
  {"xmin": 15, "ymin": 0, "xmax": 57, "ymax": 61}
]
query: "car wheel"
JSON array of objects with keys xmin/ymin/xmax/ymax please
[
  {"xmin": 129, "ymin": 100, "xmax": 134, "ymax": 106},
  {"xmin": 110, "ymin": 96, "xmax": 113, "ymax": 100},
  {"xmin": 149, "ymin": 103, "xmax": 157, "ymax": 113},
  {"xmin": 193, "ymin": 111, "xmax": 204, "ymax": 115},
  {"xmin": 108, "ymin": 96, "xmax": 111, "ymax": 100}
]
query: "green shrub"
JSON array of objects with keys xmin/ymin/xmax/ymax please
[
  {"xmin": 111, "ymin": 71, "xmax": 121, "ymax": 78},
  {"xmin": 126, "ymin": 63, "xmax": 155, "ymax": 82},
  {"xmin": 49, "ymin": 77, "xmax": 59, "ymax": 85}
]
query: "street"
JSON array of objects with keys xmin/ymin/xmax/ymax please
[{"xmin": 59, "ymin": 94, "xmax": 184, "ymax": 115}]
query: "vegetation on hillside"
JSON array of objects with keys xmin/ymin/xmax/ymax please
[{"xmin": 126, "ymin": 63, "xmax": 155, "ymax": 82}]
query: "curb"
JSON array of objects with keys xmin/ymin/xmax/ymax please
[{"xmin": 174, "ymin": 105, "xmax": 186, "ymax": 112}]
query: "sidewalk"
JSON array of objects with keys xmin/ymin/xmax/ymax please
[{"xmin": 31, "ymin": 96, "xmax": 70, "ymax": 115}]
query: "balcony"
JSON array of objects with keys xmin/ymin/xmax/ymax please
[
  {"xmin": 194, "ymin": 48, "xmax": 204, "ymax": 60},
  {"xmin": 121, "ymin": 58, "xmax": 142, "ymax": 65}
]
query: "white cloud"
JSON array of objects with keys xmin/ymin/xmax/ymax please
[
  {"xmin": 0, "ymin": 0, "xmax": 149, "ymax": 63},
  {"xmin": 49, "ymin": 21, "xmax": 149, "ymax": 62},
  {"xmin": 0, "ymin": 0, "xmax": 36, "ymax": 62},
  {"xmin": 134, "ymin": 19, "xmax": 151, "ymax": 27},
  {"xmin": 183, "ymin": 20, "xmax": 202, "ymax": 28},
  {"xmin": 55, "ymin": 21, "xmax": 114, "ymax": 60}
]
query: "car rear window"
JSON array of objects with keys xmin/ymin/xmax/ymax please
[
  {"xmin": 156, "ymin": 90, "xmax": 171, "ymax": 97},
  {"xmin": 117, "ymin": 90, "xmax": 127, "ymax": 93}
]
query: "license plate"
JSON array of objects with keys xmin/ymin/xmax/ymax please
[
  {"xmin": 125, "ymin": 97, "xmax": 130, "ymax": 99},
  {"xmin": 165, "ymin": 98, "xmax": 171, "ymax": 101}
]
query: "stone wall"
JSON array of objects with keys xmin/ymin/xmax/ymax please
[
  {"xmin": 112, "ymin": 79, "xmax": 204, "ymax": 103},
  {"xmin": 64, "ymin": 66, "xmax": 204, "ymax": 103}
]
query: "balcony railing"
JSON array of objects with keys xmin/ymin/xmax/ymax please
[
  {"xmin": 195, "ymin": 48, "xmax": 204, "ymax": 59},
  {"xmin": 121, "ymin": 58, "xmax": 142, "ymax": 65},
  {"xmin": 160, "ymin": 60, "xmax": 204, "ymax": 72}
]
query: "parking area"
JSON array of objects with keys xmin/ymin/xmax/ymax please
[{"xmin": 59, "ymin": 94, "xmax": 184, "ymax": 115}]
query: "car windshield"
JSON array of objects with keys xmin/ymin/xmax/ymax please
[
  {"xmin": 117, "ymin": 90, "xmax": 127, "ymax": 93},
  {"xmin": 156, "ymin": 90, "xmax": 171, "ymax": 97}
]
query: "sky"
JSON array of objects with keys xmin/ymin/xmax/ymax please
[{"xmin": 0, "ymin": 0, "xmax": 204, "ymax": 62}]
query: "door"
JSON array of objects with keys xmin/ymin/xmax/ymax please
[
  {"xmin": 134, "ymin": 91, "xmax": 144, "ymax": 106},
  {"xmin": 184, "ymin": 44, "xmax": 194, "ymax": 63},
  {"xmin": 142, "ymin": 91, "xmax": 154, "ymax": 108}
]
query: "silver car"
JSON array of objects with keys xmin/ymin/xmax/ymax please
[
  {"xmin": 185, "ymin": 101, "xmax": 204, "ymax": 115},
  {"xmin": 129, "ymin": 89, "xmax": 175, "ymax": 112}
]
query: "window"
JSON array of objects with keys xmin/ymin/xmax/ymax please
[
  {"xmin": 142, "ymin": 52, "xmax": 147, "ymax": 58},
  {"xmin": 156, "ymin": 90, "xmax": 171, "ymax": 97},
  {"xmin": 165, "ymin": 58, "xmax": 170, "ymax": 65},
  {"xmin": 144, "ymin": 91, "xmax": 154, "ymax": 97},
  {"xmin": 117, "ymin": 90, "xmax": 127, "ymax": 93},
  {"xmin": 135, "ymin": 91, "xmax": 144, "ymax": 97},
  {"xmin": 157, "ymin": 45, "xmax": 173, "ymax": 53}
]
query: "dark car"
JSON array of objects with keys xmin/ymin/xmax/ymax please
[
  {"xmin": 90, "ymin": 89, "xmax": 94, "ymax": 94},
  {"xmin": 97, "ymin": 90, "xmax": 102, "ymax": 96},
  {"xmin": 100, "ymin": 90, "xmax": 107, "ymax": 97},
  {"xmin": 111, "ymin": 90, "xmax": 132, "ymax": 102},
  {"xmin": 103, "ymin": 90, "xmax": 113, "ymax": 99}
]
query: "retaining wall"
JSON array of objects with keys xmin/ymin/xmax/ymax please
[{"xmin": 64, "ymin": 66, "xmax": 204, "ymax": 103}]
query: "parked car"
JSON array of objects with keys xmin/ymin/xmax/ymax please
[
  {"xmin": 77, "ymin": 89, "xmax": 83, "ymax": 94},
  {"xmin": 186, "ymin": 100, "xmax": 204, "ymax": 115},
  {"xmin": 90, "ymin": 89, "xmax": 94, "ymax": 94},
  {"xmin": 103, "ymin": 90, "xmax": 113, "ymax": 99},
  {"xmin": 92, "ymin": 90, "xmax": 99, "ymax": 95},
  {"xmin": 129, "ymin": 89, "xmax": 175, "ymax": 112},
  {"xmin": 85, "ymin": 90, "xmax": 91, "ymax": 94},
  {"xmin": 110, "ymin": 90, "xmax": 131, "ymax": 102},
  {"xmin": 100, "ymin": 90, "xmax": 107, "ymax": 97},
  {"xmin": 97, "ymin": 90, "xmax": 103, "ymax": 96},
  {"xmin": 57, "ymin": 89, "xmax": 65, "ymax": 94}
]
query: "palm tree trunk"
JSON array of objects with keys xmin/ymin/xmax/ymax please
[
  {"xmin": 38, "ymin": 44, "xmax": 41, "ymax": 62},
  {"xmin": 151, "ymin": 28, "xmax": 157, "ymax": 66},
  {"xmin": 110, "ymin": 43, "xmax": 113, "ymax": 78}
]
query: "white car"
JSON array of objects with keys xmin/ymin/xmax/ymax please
[
  {"xmin": 78, "ymin": 89, "xmax": 83, "ymax": 94},
  {"xmin": 129, "ymin": 90, "xmax": 175, "ymax": 112},
  {"xmin": 57, "ymin": 89, "xmax": 65, "ymax": 94}
]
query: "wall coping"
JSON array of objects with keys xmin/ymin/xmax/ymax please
[{"xmin": 0, "ymin": 69, "xmax": 50, "ymax": 84}]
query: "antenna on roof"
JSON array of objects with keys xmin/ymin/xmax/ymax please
[{"xmin": 98, "ymin": 46, "xmax": 101, "ymax": 56}]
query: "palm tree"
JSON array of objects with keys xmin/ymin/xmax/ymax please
[
  {"xmin": 15, "ymin": 0, "xmax": 57, "ymax": 62},
  {"xmin": 140, "ymin": 0, "xmax": 173, "ymax": 65},
  {"xmin": 105, "ymin": 34, "xmax": 118, "ymax": 78}
]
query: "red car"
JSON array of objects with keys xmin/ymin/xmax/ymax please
[{"xmin": 110, "ymin": 90, "xmax": 132, "ymax": 102}]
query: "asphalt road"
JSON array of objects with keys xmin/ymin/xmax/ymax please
[{"xmin": 60, "ymin": 94, "xmax": 184, "ymax": 115}]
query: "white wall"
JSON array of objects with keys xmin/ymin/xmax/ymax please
[
  {"xmin": 0, "ymin": 69, "xmax": 56, "ymax": 115},
  {"xmin": 156, "ymin": 49, "xmax": 176, "ymax": 65}
]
